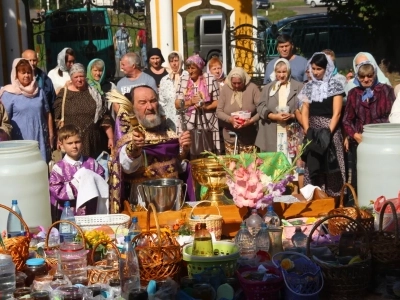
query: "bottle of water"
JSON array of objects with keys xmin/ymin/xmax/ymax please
[
  {"xmin": 245, "ymin": 209, "xmax": 263, "ymax": 236},
  {"xmin": 192, "ymin": 223, "xmax": 213, "ymax": 257},
  {"xmin": 119, "ymin": 236, "xmax": 140, "ymax": 298},
  {"xmin": 59, "ymin": 201, "xmax": 77, "ymax": 243},
  {"xmin": 0, "ymin": 254, "xmax": 16, "ymax": 299},
  {"xmin": 234, "ymin": 222, "xmax": 255, "ymax": 259},
  {"xmin": 291, "ymin": 226, "xmax": 308, "ymax": 248},
  {"xmin": 7, "ymin": 200, "xmax": 25, "ymax": 238},
  {"xmin": 263, "ymin": 205, "xmax": 281, "ymax": 228},
  {"xmin": 255, "ymin": 222, "xmax": 270, "ymax": 253},
  {"xmin": 128, "ymin": 217, "xmax": 141, "ymax": 243}
]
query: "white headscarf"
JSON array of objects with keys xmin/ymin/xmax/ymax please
[
  {"xmin": 226, "ymin": 67, "xmax": 251, "ymax": 108},
  {"xmin": 269, "ymin": 58, "xmax": 291, "ymax": 97},
  {"xmin": 345, "ymin": 52, "xmax": 391, "ymax": 95},
  {"xmin": 298, "ymin": 52, "xmax": 344, "ymax": 103},
  {"xmin": 57, "ymin": 47, "xmax": 72, "ymax": 72}
]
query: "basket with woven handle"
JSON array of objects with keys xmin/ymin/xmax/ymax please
[
  {"xmin": 88, "ymin": 241, "xmax": 120, "ymax": 284},
  {"xmin": 371, "ymin": 200, "xmax": 400, "ymax": 272},
  {"xmin": 188, "ymin": 200, "xmax": 223, "ymax": 240},
  {"xmin": 42, "ymin": 220, "xmax": 87, "ymax": 273},
  {"xmin": 131, "ymin": 203, "xmax": 182, "ymax": 284},
  {"xmin": 0, "ymin": 203, "xmax": 30, "ymax": 271},
  {"xmin": 327, "ymin": 183, "xmax": 374, "ymax": 236},
  {"xmin": 307, "ymin": 214, "xmax": 371, "ymax": 299}
]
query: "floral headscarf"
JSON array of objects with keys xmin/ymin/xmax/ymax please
[
  {"xmin": 226, "ymin": 67, "xmax": 251, "ymax": 108},
  {"xmin": 0, "ymin": 58, "xmax": 38, "ymax": 99},
  {"xmin": 269, "ymin": 58, "xmax": 292, "ymax": 97},
  {"xmin": 298, "ymin": 52, "xmax": 344, "ymax": 103},
  {"xmin": 87, "ymin": 58, "xmax": 106, "ymax": 95},
  {"xmin": 185, "ymin": 54, "xmax": 205, "ymax": 71},
  {"xmin": 57, "ymin": 47, "xmax": 72, "ymax": 72}
]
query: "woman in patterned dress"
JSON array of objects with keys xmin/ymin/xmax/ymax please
[
  {"xmin": 298, "ymin": 52, "xmax": 346, "ymax": 197},
  {"xmin": 159, "ymin": 51, "xmax": 188, "ymax": 132},
  {"xmin": 175, "ymin": 54, "xmax": 220, "ymax": 158},
  {"xmin": 54, "ymin": 63, "xmax": 114, "ymax": 159}
]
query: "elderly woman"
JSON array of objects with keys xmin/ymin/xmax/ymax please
[
  {"xmin": 159, "ymin": 51, "xmax": 188, "ymax": 131},
  {"xmin": 0, "ymin": 58, "xmax": 53, "ymax": 161},
  {"xmin": 344, "ymin": 61, "xmax": 395, "ymax": 192},
  {"xmin": 298, "ymin": 52, "xmax": 346, "ymax": 197},
  {"xmin": 345, "ymin": 52, "xmax": 391, "ymax": 96},
  {"xmin": 87, "ymin": 58, "xmax": 117, "ymax": 119},
  {"xmin": 216, "ymin": 67, "xmax": 260, "ymax": 154},
  {"xmin": 207, "ymin": 57, "xmax": 226, "ymax": 88},
  {"xmin": 256, "ymin": 58, "xmax": 303, "ymax": 160},
  {"xmin": 54, "ymin": 63, "xmax": 113, "ymax": 159},
  {"xmin": 48, "ymin": 48, "xmax": 76, "ymax": 93},
  {"xmin": 175, "ymin": 54, "xmax": 220, "ymax": 158},
  {"xmin": 144, "ymin": 47, "xmax": 168, "ymax": 88}
]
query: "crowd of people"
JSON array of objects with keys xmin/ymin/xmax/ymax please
[{"xmin": 0, "ymin": 32, "xmax": 399, "ymax": 218}]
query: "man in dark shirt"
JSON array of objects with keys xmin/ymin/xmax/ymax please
[{"xmin": 22, "ymin": 49, "xmax": 56, "ymax": 114}]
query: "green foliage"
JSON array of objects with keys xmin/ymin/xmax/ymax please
[{"xmin": 330, "ymin": 0, "xmax": 400, "ymax": 61}]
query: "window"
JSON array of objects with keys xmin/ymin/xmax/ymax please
[{"xmin": 204, "ymin": 20, "xmax": 222, "ymax": 34}]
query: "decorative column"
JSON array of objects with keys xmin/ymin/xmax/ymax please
[{"xmin": 151, "ymin": 0, "xmax": 173, "ymax": 58}]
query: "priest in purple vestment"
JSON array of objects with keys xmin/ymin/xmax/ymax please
[{"xmin": 108, "ymin": 84, "xmax": 192, "ymax": 213}]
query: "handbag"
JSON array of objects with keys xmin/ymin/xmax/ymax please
[
  {"xmin": 56, "ymin": 85, "xmax": 67, "ymax": 129},
  {"xmin": 189, "ymin": 107, "xmax": 214, "ymax": 158}
]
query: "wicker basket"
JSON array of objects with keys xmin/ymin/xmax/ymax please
[
  {"xmin": 0, "ymin": 204, "xmax": 30, "ymax": 271},
  {"xmin": 188, "ymin": 201, "xmax": 223, "ymax": 240},
  {"xmin": 87, "ymin": 241, "xmax": 120, "ymax": 284},
  {"xmin": 237, "ymin": 266, "xmax": 283, "ymax": 300},
  {"xmin": 371, "ymin": 201, "xmax": 400, "ymax": 273},
  {"xmin": 132, "ymin": 203, "xmax": 182, "ymax": 284},
  {"xmin": 327, "ymin": 183, "xmax": 374, "ymax": 236},
  {"xmin": 43, "ymin": 220, "xmax": 87, "ymax": 273},
  {"xmin": 75, "ymin": 214, "xmax": 130, "ymax": 232},
  {"xmin": 307, "ymin": 214, "xmax": 371, "ymax": 300}
]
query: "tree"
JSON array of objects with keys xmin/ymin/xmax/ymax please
[{"xmin": 330, "ymin": 0, "xmax": 400, "ymax": 67}]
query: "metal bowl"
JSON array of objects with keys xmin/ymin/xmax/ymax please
[{"xmin": 137, "ymin": 178, "xmax": 186, "ymax": 212}]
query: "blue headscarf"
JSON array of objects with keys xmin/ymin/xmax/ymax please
[{"xmin": 354, "ymin": 61, "xmax": 378, "ymax": 102}]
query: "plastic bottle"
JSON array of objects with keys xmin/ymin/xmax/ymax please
[
  {"xmin": 245, "ymin": 209, "xmax": 263, "ymax": 236},
  {"xmin": 7, "ymin": 200, "xmax": 25, "ymax": 238},
  {"xmin": 59, "ymin": 201, "xmax": 77, "ymax": 243},
  {"xmin": 128, "ymin": 217, "xmax": 141, "ymax": 243},
  {"xmin": 255, "ymin": 222, "xmax": 270, "ymax": 253},
  {"xmin": 291, "ymin": 226, "xmax": 308, "ymax": 248},
  {"xmin": 119, "ymin": 236, "xmax": 140, "ymax": 298},
  {"xmin": 234, "ymin": 222, "xmax": 256, "ymax": 259},
  {"xmin": 192, "ymin": 223, "xmax": 213, "ymax": 257},
  {"xmin": 263, "ymin": 205, "xmax": 281, "ymax": 228},
  {"xmin": 0, "ymin": 254, "xmax": 16, "ymax": 299}
]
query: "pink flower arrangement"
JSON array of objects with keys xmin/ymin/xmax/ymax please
[{"xmin": 205, "ymin": 147, "xmax": 306, "ymax": 209}]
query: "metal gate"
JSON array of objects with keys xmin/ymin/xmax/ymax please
[
  {"xmin": 30, "ymin": 0, "xmax": 145, "ymax": 78},
  {"xmin": 228, "ymin": 23, "xmax": 268, "ymax": 87}
]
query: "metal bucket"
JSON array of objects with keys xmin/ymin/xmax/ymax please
[{"xmin": 137, "ymin": 178, "xmax": 187, "ymax": 212}]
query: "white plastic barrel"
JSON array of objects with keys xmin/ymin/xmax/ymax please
[
  {"xmin": 0, "ymin": 141, "xmax": 51, "ymax": 231},
  {"xmin": 357, "ymin": 124, "xmax": 400, "ymax": 207}
]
